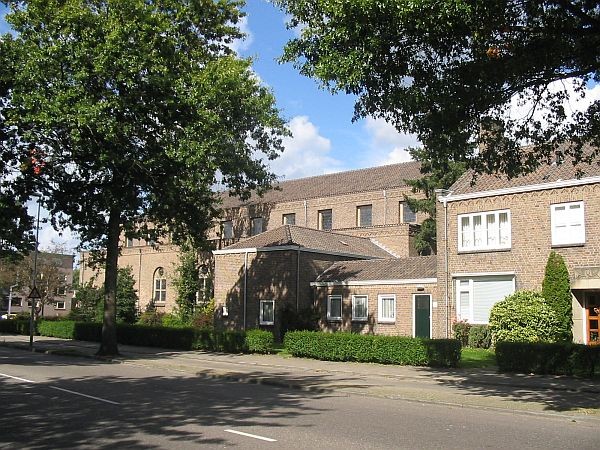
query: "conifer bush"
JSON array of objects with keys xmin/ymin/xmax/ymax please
[{"xmin": 541, "ymin": 251, "xmax": 573, "ymax": 341}]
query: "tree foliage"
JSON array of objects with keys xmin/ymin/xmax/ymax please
[
  {"xmin": 403, "ymin": 147, "xmax": 465, "ymax": 255},
  {"xmin": 278, "ymin": 0, "xmax": 600, "ymax": 175},
  {"xmin": 173, "ymin": 249, "xmax": 200, "ymax": 322},
  {"xmin": 489, "ymin": 291, "xmax": 562, "ymax": 345},
  {"xmin": 541, "ymin": 251, "xmax": 572, "ymax": 342},
  {"xmin": 116, "ymin": 266, "xmax": 139, "ymax": 324},
  {"xmin": 2, "ymin": 0, "xmax": 287, "ymax": 355}
]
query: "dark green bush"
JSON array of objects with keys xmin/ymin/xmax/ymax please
[
  {"xmin": 541, "ymin": 251, "xmax": 572, "ymax": 342},
  {"xmin": 468, "ymin": 325, "xmax": 492, "ymax": 349},
  {"xmin": 194, "ymin": 328, "xmax": 246, "ymax": 352},
  {"xmin": 496, "ymin": 341, "xmax": 600, "ymax": 377},
  {"xmin": 38, "ymin": 320, "xmax": 77, "ymax": 339},
  {"xmin": 284, "ymin": 331, "xmax": 461, "ymax": 367},
  {"xmin": 117, "ymin": 324, "xmax": 196, "ymax": 349},
  {"xmin": 0, "ymin": 318, "xmax": 31, "ymax": 334},
  {"xmin": 245, "ymin": 329, "xmax": 274, "ymax": 353},
  {"xmin": 453, "ymin": 321, "xmax": 470, "ymax": 347}
]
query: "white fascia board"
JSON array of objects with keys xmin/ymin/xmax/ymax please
[
  {"xmin": 439, "ymin": 176, "xmax": 600, "ymax": 203},
  {"xmin": 310, "ymin": 278, "xmax": 437, "ymax": 287},
  {"xmin": 451, "ymin": 271, "xmax": 515, "ymax": 278},
  {"xmin": 213, "ymin": 245, "xmax": 381, "ymax": 260}
]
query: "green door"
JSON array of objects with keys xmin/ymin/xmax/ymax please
[{"xmin": 414, "ymin": 294, "xmax": 431, "ymax": 338}]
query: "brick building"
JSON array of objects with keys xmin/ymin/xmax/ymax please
[
  {"xmin": 81, "ymin": 161, "xmax": 426, "ymax": 315},
  {"xmin": 436, "ymin": 157, "xmax": 600, "ymax": 343}
]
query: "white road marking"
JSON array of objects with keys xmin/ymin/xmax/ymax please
[
  {"xmin": 49, "ymin": 386, "xmax": 121, "ymax": 405},
  {"xmin": 224, "ymin": 429, "xmax": 277, "ymax": 442},
  {"xmin": 0, "ymin": 372, "xmax": 36, "ymax": 383},
  {"xmin": 0, "ymin": 372, "xmax": 120, "ymax": 405}
]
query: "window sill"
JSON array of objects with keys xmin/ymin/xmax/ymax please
[
  {"xmin": 327, "ymin": 318, "xmax": 342, "ymax": 322},
  {"xmin": 458, "ymin": 247, "xmax": 511, "ymax": 255},
  {"xmin": 352, "ymin": 319, "xmax": 368, "ymax": 323},
  {"xmin": 378, "ymin": 320, "xmax": 395, "ymax": 324},
  {"xmin": 551, "ymin": 243, "xmax": 585, "ymax": 249},
  {"xmin": 259, "ymin": 322, "xmax": 274, "ymax": 326}
]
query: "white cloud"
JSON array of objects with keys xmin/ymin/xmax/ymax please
[
  {"xmin": 363, "ymin": 117, "xmax": 420, "ymax": 166},
  {"xmin": 504, "ymin": 78, "xmax": 600, "ymax": 131},
  {"xmin": 268, "ymin": 115, "xmax": 344, "ymax": 180},
  {"xmin": 229, "ymin": 15, "xmax": 253, "ymax": 54},
  {"xmin": 27, "ymin": 201, "xmax": 79, "ymax": 255},
  {"xmin": 283, "ymin": 13, "xmax": 306, "ymax": 38}
]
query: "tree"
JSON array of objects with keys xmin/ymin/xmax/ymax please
[
  {"xmin": 403, "ymin": 147, "xmax": 465, "ymax": 255},
  {"xmin": 173, "ymin": 249, "xmax": 201, "ymax": 323},
  {"xmin": 277, "ymin": 0, "xmax": 600, "ymax": 176},
  {"xmin": 541, "ymin": 251, "xmax": 572, "ymax": 342},
  {"xmin": 116, "ymin": 266, "xmax": 138, "ymax": 324},
  {"xmin": 2, "ymin": 1, "xmax": 287, "ymax": 356},
  {"xmin": 70, "ymin": 280, "xmax": 103, "ymax": 323}
]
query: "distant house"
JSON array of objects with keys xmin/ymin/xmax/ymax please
[
  {"xmin": 436, "ymin": 154, "xmax": 600, "ymax": 343},
  {"xmin": 1, "ymin": 252, "xmax": 74, "ymax": 318}
]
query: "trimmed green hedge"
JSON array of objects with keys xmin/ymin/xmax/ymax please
[
  {"xmin": 0, "ymin": 319, "xmax": 31, "ymax": 335},
  {"xmin": 496, "ymin": 341, "xmax": 600, "ymax": 377},
  {"xmin": 245, "ymin": 329, "xmax": 275, "ymax": 354},
  {"xmin": 284, "ymin": 331, "xmax": 461, "ymax": 367},
  {"xmin": 2, "ymin": 319, "xmax": 269, "ymax": 354}
]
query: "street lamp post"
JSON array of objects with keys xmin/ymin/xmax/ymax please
[
  {"xmin": 8, "ymin": 282, "xmax": 19, "ymax": 317},
  {"xmin": 29, "ymin": 194, "xmax": 42, "ymax": 352}
]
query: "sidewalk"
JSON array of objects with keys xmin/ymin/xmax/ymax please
[{"xmin": 2, "ymin": 333, "xmax": 600, "ymax": 417}]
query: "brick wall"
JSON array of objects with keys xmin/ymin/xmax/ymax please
[
  {"xmin": 314, "ymin": 283, "xmax": 440, "ymax": 337},
  {"xmin": 436, "ymin": 182, "xmax": 600, "ymax": 341}
]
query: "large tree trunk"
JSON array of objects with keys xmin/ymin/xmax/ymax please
[{"xmin": 97, "ymin": 208, "xmax": 121, "ymax": 357}]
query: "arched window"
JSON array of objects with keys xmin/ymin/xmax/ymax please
[{"xmin": 153, "ymin": 267, "xmax": 167, "ymax": 303}]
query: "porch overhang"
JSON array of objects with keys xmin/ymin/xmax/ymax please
[{"xmin": 571, "ymin": 266, "xmax": 600, "ymax": 290}]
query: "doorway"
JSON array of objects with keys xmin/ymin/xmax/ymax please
[
  {"xmin": 586, "ymin": 292, "xmax": 600, "ymax": 345},
  {"xmin": 413, "ymin": 294, "xmax": 431, "ymax": 338}
]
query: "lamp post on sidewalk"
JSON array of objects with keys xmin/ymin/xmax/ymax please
[
  {"xmin": 28, "ymin": 194, "xmax": 42, "ymax": 352},
  {"xmin": 8, "ymin": 282, "xmax": 19, "ymax": 317}
]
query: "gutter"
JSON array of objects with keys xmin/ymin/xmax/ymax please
[
  {"xmin": 244, "ymin": 251, "xmax": 248, "ymax": 331},
  {"xmin": 436, "ymin": 188, "xmax": 451, "ymax": 339}
]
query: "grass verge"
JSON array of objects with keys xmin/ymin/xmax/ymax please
[{"xmin": 460, "ymin": 347, "xmax": 497, "ymax": 369}]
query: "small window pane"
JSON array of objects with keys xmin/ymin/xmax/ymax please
[
  {"xmin": 353, "ymin": 295, "xmax": 368, "ymax": 320},
  {"xmin": 378, "ymin": 295, "xmax": 395, "ymax": 322},
  {"xmin": 319, "ymin": 209, "xmax": 332, "ymax": 230},
  {"xmin": 328, "ymin": 295, "xmax": 342, "ymax": 320},
  {"xmin": 222, "ymin": 221, "xmax": 233, "ymax": 239},
  {"xmin": 251, "ymin": 217, "xmax": 264, "ymax": 236},
  {"xmin": 401, "ymin": 202, "xmax": 417, "ymax": 223},
  {"xmin": 283, "ymin": 213, "xmax": 296, "ymax": 225},
  {"xmin": 260, "ymin": 300, "xmax": 274, "ymax": 324},
  {"xmin": 357, "ymin": 205, "xmax": 372, "ymax": 227}
]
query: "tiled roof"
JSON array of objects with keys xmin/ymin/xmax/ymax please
[
  {"xmin": 450, "ymin": 145, "xmax": 600, "ymax": 196},
  {"xmin": 315, "ymin": 255, "xmax": 437, "ymax": 282},
  {"xmin": 219, "ymin": 225, "xmax": 394, "ymax": 259},
  {"xmin": 220, "ymin": 160, "xmax": 422, "ymax": 208}
]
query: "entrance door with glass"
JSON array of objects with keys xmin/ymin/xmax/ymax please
[{"xmin": 586, "ymin": 293, "xmax": 600, "ymax": 345}]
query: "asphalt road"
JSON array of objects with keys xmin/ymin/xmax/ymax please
[{"xmin": 0, "ymin": 346, "xmax": 597, "ymax": 449}]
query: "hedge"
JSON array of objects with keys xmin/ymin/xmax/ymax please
[
  {"xmin": 244, "ymin": 329, "xmax": 275, "ymax": 354},
  {"xmin": 496, "ymin": 341, "xmax": 600, "ymax": 377},
  {"xmin": 1, "ymin": 319, "xmax": 270, "ymax": 354},
  {"xmin": 283, "ymin": 331, "xmax": 461, "ymax": 367}
]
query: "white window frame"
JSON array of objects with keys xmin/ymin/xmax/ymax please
[
  {"xmin": 377, "ymin": 294, "xmax": 396, "ymax": 323},
  {"xmin": 327, "ymin": 295, "xmax": 342, "ymax": 321},
  {"xmin": 55, "ymin": 301, "xmax": 66, "ymax": 310},
  {"xmin": 551, "ymin": 201, "xmax": 585, "ymax": 246},
  {"xmin": 455, "ymin": 276, "xmax": 516, "ymax": 324},
  {"xmin": 282, "ymin": 213, "xmax": 296, "ymax": 226},
  {"xmin": 259, "ymin": 299, "xmax": 275, "ymax": 325},
  {"xmin": 357, "ymin": 204, "xmax": 372, "ymax": 227},
  {"xmin": 351, "ymin": 295, "xmax": 368, "ymax": 322},
  {"xmin": 458, "ymin": 209, "xmax": 511, "ymax": 252},
  {"xmin": 125, "ymin": 237, "xmax": 134, "ymax": 248},
  {"xmin": 251, "ymin": 217, "xmax": 264, "ymax": 236},
  {"xmin": 222, "ymin": 220, "xmax": 234, "ymax": 240},
  {"xmin": 400, "ymin": 201, "xmax": 417, "ymax": 223},
  {"xmin": 318, "ymin": 209, "xmax": 332, "ymax": 230},
  {"xmin": 153, "ymin": 268, "xmax": 167, "ymax": 304},
  {"xmin": 10, "ymin": 297, "xmax": 21, "ymax": 307}
]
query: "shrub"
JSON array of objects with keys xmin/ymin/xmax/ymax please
[
  {"xmin": 161, "ymin": 313, "xmax": 188, "ymax": 328},
  {"xmin": 541, "ymin": 251, "xmax": 572, "ymax": 341},
  {"xmin": 283, "ymin": 331, "xmax": 461, "ymax": 367},
  {"xmin": 0, "ymin": 318, "xmax": 31, "ymax": 334},
  {"xmin": 489, "ymin": 291, "xmax": 562, "ymax": 344},
  {"xmin": 453, "ymin": 320, "xmax": 471, "ymax": 347},
  {"xmin": 190, "ymin": 299, "xmax": 216, "ymax": 329},
  {"xmin": 38, "ymin": 320, "xmax": 77, "ymax": 339},
  {"xmin": 137, "ymin": 302, "xmax": 165, "ymax": 326},
  {"xmin": 496, "ymin": 341, "xmax": 600, "ymax": 377},
  {"xmin": 193, "ymin": 328, "xmax": 246, "ymax": 352},
  {"xmin": 280, "ymin": 304, "xmax": 319, "ymax": 337},
  {"xmin": 117, "ymin": 324, "xmax": 196, "ymax": 349},
  {"xmin": 468, "ymin": 325, "xmax": 492, "ymax": 349},
  {"xmin": 245, "ymin": 329, "xmax": 275, "ymax": 353}
]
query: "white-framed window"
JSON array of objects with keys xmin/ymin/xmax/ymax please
[
  {"xmin": 456, "ymin": 275, "xmax": 515, "ymax": 324},
  {"xmin": 327, "ymin": 295, "xmax": 342, "ymax": 321},
  {"xmin": 357, "ymin": 204, "xmax": 372, "ymax": 227},
  {"xmin": 318, "ymin": 209, "xmax": 332, "ymax": 230},
  {"xmin": 222, "ymin": 220, "xmax": 233, "ymax": 239},
  {"xmin": 400, "ymin": 201, "xmax": 417, "ymax": 223},
  {"xmin": 378, "ymin": 294, "xmax": 396, "ymax": 323},
  {"xmin": 458, "ymin": 210, "xmax": 511, "ymax": 252},
  {"xmin": 125, "ymin": 237, "xmax": 134, "ymax": 248},
  {"xmin": 259, "ymin": 300, "xmax": 275, "ymax": 325},
  {"xmin": 10, "ymin": 297, "xmax": 21, "ymax": 307},
  {"xmin": 551, "ymin": 201, "xmax": 585, "ymax": 246},
  {"xmin": 251, "ymin": 217, "xmax": 264, "ymax": 236},
  {"xmin": 282, "ymin": 213, "xmax": 296, "ymax": 225},
  {"xmin": 55, "ymin": 301, "xmax": 66, "ymax": 310},
  {"xmin": 153, "ymin": 267, "xmax": 167, "ymax": 303},
  {"xmin": 352, "ymin": 295, "xmax": 368, "ymax": 321}
]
